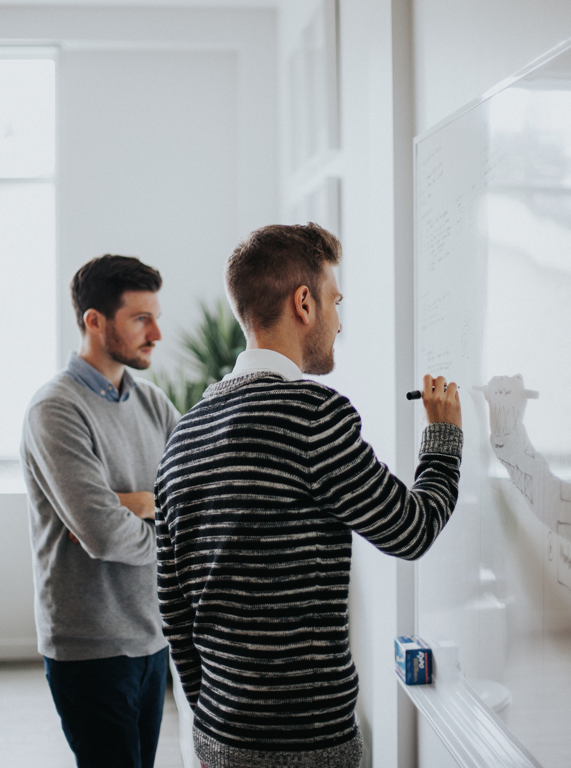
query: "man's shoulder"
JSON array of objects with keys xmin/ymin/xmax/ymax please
[
  {"xmin": 196, "ymin": 374, "xmax": 349, "ymax": 416},
  {"xmin": 27, "ymin": 371, "xmax": 85, "ymax": 413},
  {"xmin": 165, "ymin": 375, "xmax": 358, "ymax": 458},
  {"xmin": 269, "ymin": 376, "xmax": 353, "ymax": 410},
  {"xmin": 132, "ymin": 377, "xmax": 178, "ymax": 411},
  {"xmin": 133, "ymin": 376, "xmax": 169, "ymax": 400},
  {"xmin": 131, "ymin": 378, "xmax": 181, "ymax": 429},
  {"xmin": 281, "ymin": 377, "xmax": 343, "ymax": 403},
  {"xmin": 22, "ymin": 374, "xmax": 92, "ymax": 451}
]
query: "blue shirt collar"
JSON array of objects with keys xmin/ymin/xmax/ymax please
[{"xmin": 64, "ymin": 352, "xmax": 137, "ymax": 402}]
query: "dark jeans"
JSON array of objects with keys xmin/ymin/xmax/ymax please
[{"xmin": 44, "ymin": 647, "xmax": 168, "ymax": 768}]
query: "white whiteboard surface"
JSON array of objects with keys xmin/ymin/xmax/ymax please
[{"xmin": 415, "ymin": 39, "xmax": 571, "ymax": 768}]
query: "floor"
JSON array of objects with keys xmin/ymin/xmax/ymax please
[{"xmin": 0, "ymin": 660, "xmax": 184, "ymax": 768}]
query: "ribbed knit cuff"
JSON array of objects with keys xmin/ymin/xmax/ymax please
[{"xmin": 420, "ymin": 423, "xmax": 463, "ymax": 458}]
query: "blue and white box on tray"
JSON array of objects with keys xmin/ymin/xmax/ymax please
[{"xmin": 395, "ymin": 635, "xmax": 432, "ymax": 685}]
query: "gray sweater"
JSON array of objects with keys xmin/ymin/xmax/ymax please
[{"xmin": 21, "ymin": 371, "xmax": 179, "ymax": 661}]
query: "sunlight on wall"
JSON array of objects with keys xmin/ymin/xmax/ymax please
[{"xmin": 0, "ymin": 54, "xmax": 56, "ymax": 460}]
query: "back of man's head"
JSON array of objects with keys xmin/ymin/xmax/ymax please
[
  {"xmin": 71, "ymin": 254, "xmax": 162, "ymax": 332},
  {"xmin": 225, "ymin": 223, "xmax": 342, "ymax": 333}
]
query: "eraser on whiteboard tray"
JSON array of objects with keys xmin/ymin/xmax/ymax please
[{"xmin": 395, "ymin": 636, "xmax": 432, "ymax": 685}]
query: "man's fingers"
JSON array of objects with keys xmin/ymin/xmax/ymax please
[
  {"xmin": 444, "ymin": 381, "xmax": 458, "ymax": 398},
  {"xmin": 421, "ymin": 373, "xmax": 462, "ymax": 428},
  {"xmin": 68, "ymin": 531, "xmax": 79, "ymax": 544},
  {"xmin": 433, "ymin": 376, "xmax": 447, "ymax": 394},
  {"xmin": 423, "ymin": 375, "xmax": 448, "ymax": 399},
  {"xmin": 422, "ymin": 374, "xmax": 434, "ymax": 397}
]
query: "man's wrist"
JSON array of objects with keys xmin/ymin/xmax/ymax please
[{"xmin": 420, "ymin": 422, "xmax": 463, "ymax": 458}]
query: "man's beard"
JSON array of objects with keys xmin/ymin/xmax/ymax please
[
  {"xmin": 104, "ymin": 322, "xmax": 152, "ymax": 370},
  {"xmin": 302, "ymin": 313, "xmax": 335, "ymax": 376}
]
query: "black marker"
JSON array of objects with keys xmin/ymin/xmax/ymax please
[{"xmin": 406, "ymin": 385, "xmax": 459, "ymax": 400}]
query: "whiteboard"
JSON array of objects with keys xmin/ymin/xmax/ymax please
[{"xmin": 415, "ymin": 39, "xmax": 571, "ymax": 768}]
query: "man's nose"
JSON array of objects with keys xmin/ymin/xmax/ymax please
[{"xmin": 149, "ymin": 321, "xmax": 162, "ymax": 342}]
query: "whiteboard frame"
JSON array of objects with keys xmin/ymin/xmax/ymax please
[{"xmin": 414, "ymin": 37, "xmax": 571, "ymax": 149}]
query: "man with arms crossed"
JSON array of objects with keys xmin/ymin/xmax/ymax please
[
  {"xmin": 21, "ymin": 255, "xmax": 179, "ymax": 768},
  {"xmin": 155, "ymin": 224, "xmax": 462, "ymax": 768}
]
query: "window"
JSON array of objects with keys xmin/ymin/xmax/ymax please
[{"xmin": 0, "ymin": 49, "xmax": 57, "ymax": 492}]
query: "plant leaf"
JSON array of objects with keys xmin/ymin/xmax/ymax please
[{"xmin": 150, "ymin": 299, "xmax": 246, "ymax": 413}]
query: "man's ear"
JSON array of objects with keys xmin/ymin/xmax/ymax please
[
  {"xmin": 83, "ymin": 308, "xmax": 105, "ymax": 335},
  {"xmin": 293, "ymin": 285, "xmax": 312, "ymax": 326}
]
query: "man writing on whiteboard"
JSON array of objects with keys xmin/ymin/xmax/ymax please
[{"xmin": 155, "ymin": 223, "xmax": 463, "ymax": 768}]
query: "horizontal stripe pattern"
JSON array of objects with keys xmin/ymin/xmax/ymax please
[{"xmin": 155, "ymin": 373, "xmax": 462, "ymax": 758}]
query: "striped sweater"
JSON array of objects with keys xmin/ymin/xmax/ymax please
[{"xmin": 155, "ymin": 373, "xmax": 463, "ymax": 766}]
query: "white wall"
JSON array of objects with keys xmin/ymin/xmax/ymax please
[
  {"xmin": 58, "ymin": 46, "xmax": 241, "ymax": 371},
  {"xmin": 278, "ymin": 1, "xmax": 416, "ymax": 766},
  {"xmin": 412, "ymin": 1, "xmax": 571, "ymax": 765},
  {"xmin": 413, "ymin": 0, "xmax": 571, "ymax": 134},
  {"xmin": 1, "ymin": 5, "xmax": 278, "ymax": 370},
  {"xmin": 0, "ymin": 3, "xmax": 278, "ymax": 659}
]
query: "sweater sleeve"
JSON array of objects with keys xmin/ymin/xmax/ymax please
[
  {"xmin": 309, "ymin": 392, "xmax": 463, "ymax": 560},
  {"xmin": 155, "ymin": 501, "xmax": 202, "ymax": 708},
  {"xmin": 23, "ymin": 398, "xmax": 157, "ymax": 566}
]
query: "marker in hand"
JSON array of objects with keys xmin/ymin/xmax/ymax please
[
  {"xmin": 413, "ymin": 376, "xmax": 462, "ymax": 428},
  {"xmin": 406, "ymin": 385, "xmax": 459, "ymax": 400}
]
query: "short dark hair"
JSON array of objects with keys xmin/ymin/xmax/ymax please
[
  {"xmin": 71, "ymin": 254, "xmax": 162, "ymax": 331},
  {"xmin": 225, "ymin": 223, "xmax": 342, "ymax": 332}
]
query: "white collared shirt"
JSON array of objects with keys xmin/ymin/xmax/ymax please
[{"xmin": 223, "ymin": 349, "xmax": 303, "ymax": 382}]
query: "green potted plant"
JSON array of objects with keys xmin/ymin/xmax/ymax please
[{"xmin": 151, "ymin": 300, "xmax": 246, "ymax": 413}]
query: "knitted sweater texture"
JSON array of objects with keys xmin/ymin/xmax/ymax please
[
  {"xmin": 22, "ymin": 372, "xmax": 179, "ymax": 660},
  {"xmin": 155, "ymin": 374, "xmax": 463, "ymax": 766}
]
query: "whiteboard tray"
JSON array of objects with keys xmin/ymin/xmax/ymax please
[{"xmin": 396, "ymin": 673, "xmax": 542, "ymax": 768}]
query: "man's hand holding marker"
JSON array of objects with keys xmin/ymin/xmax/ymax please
[{"xmin": 411, "ymin": 375, "xmax": 462, "ymax": 429}]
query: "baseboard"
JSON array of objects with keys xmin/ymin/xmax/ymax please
[{"xmin": 0, "ymin": 638, "xmax": 41, "ymax": 661}]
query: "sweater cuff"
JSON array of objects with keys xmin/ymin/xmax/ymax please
[{"xmin": 420, "ymin": 423, "xmax": 463, "ymax": 458}]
